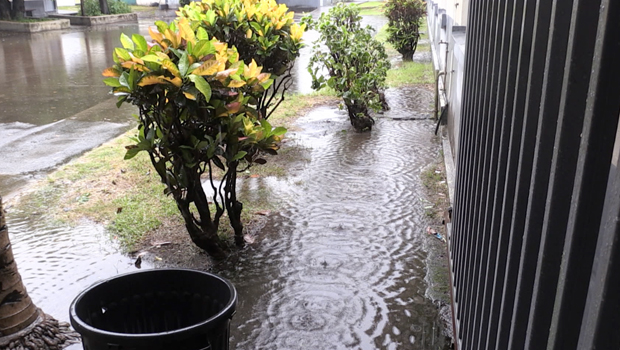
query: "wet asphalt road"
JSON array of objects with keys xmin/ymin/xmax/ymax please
[{"xmin": 0, "ymin": 22, "xmax": 148, "ymax": 197}]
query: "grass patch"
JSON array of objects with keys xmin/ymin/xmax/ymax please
[
  {"xmin": 13, "ymin": 134, "xmax": 180, "ymax": 250},
  {"xmin": 421, "ymin": 149, "xmax": 452, "ymax": 306},
  {"xmin": 375, "ymin": 19, "xmax": 434, "ymax": 88},
  {"xmin": 130, "ymin": 5, "xmax": 158, "ymax": 12},
  {"xmin": 358, "ymin": 1, "xmax": 385, "ymax": 16},
  {"xmin": 421, "ymin": 151, "xmax": 450, "ymax": 220},
  {"xmin": 386, "ymin": 61, "xmax": 434, "ymax": 87},
  {"xmin": 58, "ymin": 4, "xmax": 156, "ymax": 13},
  {"xmin": 58, "ymin": 5, "xmax": 79, "ymax": 11}
]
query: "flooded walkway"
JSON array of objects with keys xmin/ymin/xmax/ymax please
[
  {"xmin": 220, "ymin": 87, "xmax": 451, "ymax": 349},
  {"xmin": 2, "ymin": 12, "xmax": 450, "ymax": 349},
  {"xmin": 6, "ymin": 87, "xmax": 450, "ymax": 349}
]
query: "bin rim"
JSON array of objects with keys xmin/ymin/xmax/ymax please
[{"xmin": 69, "ymin": 268, "xmax": 237, "ymax": 340}]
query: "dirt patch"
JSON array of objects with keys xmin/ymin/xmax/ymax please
[{"xmin": 420, "ymin": 145, "xmax": 453, "ymax": 340}]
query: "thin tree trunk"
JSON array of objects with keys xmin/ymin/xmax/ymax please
[
  {"xmin": 0, "ymin": 196, "xmax": 79, "ymax": 349},
  {"xmin": 172, "ymin": 171, "xmax": 227, "ymax": 259},
  {"xmin": 346, "ymin": 102, "xmax": 374, "ymax": 132},
  {"xmin": 10, "ymin": 0, "xmax": 25, "ymax": 19},
  {"xmin": 0, "ymin": 0, "xmax": 11, "ymax": 20},
  {"xmin": 98, "ymin": 0, "xmax": 109, "ymax": 15},
  {"xmin": 225, "ymin": 162, "xmax": 244, "ymax": 247}
]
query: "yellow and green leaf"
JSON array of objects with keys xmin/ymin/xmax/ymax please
[
  {"xmin": 137, "ymin": 75, "xmax": 168, "ymax": 86},
  {"xmin": 161, "ymin": 59, "xmax": 181, "ymax": 78},
  {"xmin": 102, "ymin": 67, "xmax": 121, "ymax": 77},
  {"xmin": 188, "ymin": 74, "xmax": 212, "ymax": 101}
]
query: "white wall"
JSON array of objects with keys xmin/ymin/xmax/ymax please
[
  {"xmin": 432, "ymin": 0, "xmax": 467, "ymax": 26},
  {"xmin": 427, "ymin": 0, "xmax": 468, "ymax": 162}
]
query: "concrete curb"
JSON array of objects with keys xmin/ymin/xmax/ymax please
[
  {"xmin": 0, "ymin": 19, "xmax": 70, "ymax": 32},
  {"xmin": 49, "ymin": 12, "xmax": 138, "ymax": 25}
]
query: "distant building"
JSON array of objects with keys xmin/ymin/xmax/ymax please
[{"xmin": 25, "ymin": 0, "xmax": 57, "ymax": 17}]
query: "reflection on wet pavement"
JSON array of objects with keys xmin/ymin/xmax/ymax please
[
  {"xmin": 6, "ymin": 207, "xmax": 151, "ymax": 323},
  {"xmin": 220, "ymin": 87, "xmax": 450, "ymax": 349},
  {"xmin": 0, "ymin": 18, "xmax": 316, "ymax": 197}
]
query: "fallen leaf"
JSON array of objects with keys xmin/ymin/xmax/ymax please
[
  {"xmin": 255, "ymin": 210, "xmax": 270, "ymax": 216},
  {"xmin": 134, "ymin": 256, "xmax": 142, "ymax": 269},
  {"xmin": 244, "ymin": 234, "xmax": 255, "ymax": 244},
  {"xmin": 151, "ymin": 241, "xmax": 171, "ymax": 247}
]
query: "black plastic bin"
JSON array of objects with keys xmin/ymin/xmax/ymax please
[{"xmin": 70, "ymin": 269, "xmax": 237, "ymax": 350}]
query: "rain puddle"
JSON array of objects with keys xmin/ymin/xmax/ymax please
[
  {"xmin": 5, "ymin": 207, "xmax": 152, "ymax": 322},
  {"xmin": 217, "ymin": 86, "xmax": 451, "ymax": 349},
  {"xmin": 5, "ymin": 86, "xmax": 450, "ymax": 349}
]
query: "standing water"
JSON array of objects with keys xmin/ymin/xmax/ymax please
[
  {"xmin": 2, "ymin": 13, "xmax": 451, "ymax": 349},
  {"xmin": 219, "ymin": 87, "xmax": 451, "ymax": 349}
]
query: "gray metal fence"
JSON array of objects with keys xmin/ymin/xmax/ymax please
[{"xmin": 449, "ymin": 0, "xmax": 620, "ymax": 349}]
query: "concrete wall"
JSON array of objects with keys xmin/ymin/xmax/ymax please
[
  {"xmin": 429, "ymin": 0, "xmax": 467, "ymax": 26},
  {"xmin": 426, "ymin": 0, "xmax": 468, "ymax": 164},
  {"xmin": 0, "ymin": 19, "xmax": 70, "ymax": 32},
  {"xmin": 49, "ymin": 12, "xmax": 138, "ymax": 25},
  {"xmin": 25, "ymin": 0, "xmax": 55, "ymax": 17},
  {"xmin": 277, "ymin": 0, "xmax": 319, "ymax": 10},
  {"xmin": 137, "ymin": 0, "xmax": 180, "ymax": 8}
]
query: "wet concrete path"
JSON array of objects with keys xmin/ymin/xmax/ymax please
[
  {"xmin": 6, "ymin": 87, "xmax": 450, "ymax": 349},
  {"xmin": 218, "ymin": 87, "xmax": 451, "ymax": 349},
  {"xmin": 0, "ymin": 22, "xmax": 147, "ymax": 196}
]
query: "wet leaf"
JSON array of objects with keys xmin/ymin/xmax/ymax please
[
  {"xmin": 134, "ymin": 255, "xmax": 142, "ymax": 268},
  {"xmin": 132, "ymin": 34, "xmax": 148, "ymax": 52},
  {"xmin": 178, "ymin": 52, "xmax": 190, "ymax": 77},
  {"xmin": 226, "ymin": 101, "xmax": 242, "ymax": 114},
  {"xmin": 141, "ymin": 54, "xmax": 163, "ymax": 63},
  {"xmin": 178, "ymin": 17, "xmax": 196, "ymax": 44},
  {"xmin": 227, "ymin": 79, "xmax": 246, "ymax": 88},
  {"xmin": 188, "ymin": 74, "xmax": 212, "ymax": 101},
  {"xmin": 120, "ymin": 33, "xmax": 134, "ymax": 50},
  {"xmin": 232, "ymin": 151, "xmax": 247, "ymax": 161},
  {"xmin": 161, "ymin": 59, "xmax": 181, "ymax": 78},
  {"xmin": 103, "ymin": 77, "xmax": 122, "ymax": 87},
  {"xmin": 191, "ymin": 60, "xmax": 219, "ymax": 76},
  {"xmin": 115, "ymin": 47, "xmax": 131, "ymax": 61},
  {"xmin": 138, "ymin": 75, "xmax": 168, "ymax": 86},
  {"xmin": 102, "ymin": 67, "xmax": 121, "ymax": 77}
]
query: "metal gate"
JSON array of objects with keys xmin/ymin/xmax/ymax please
[{"xmin": 449, "ymin": 0, "xmax": 620, "ymax": 349}]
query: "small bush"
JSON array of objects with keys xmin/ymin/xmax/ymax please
[
  {"xmin": 104, "ymin": 18, "xmax": 285, "ymax": 257},
  {"xmin": 81, "ymin": 0, "xmax": 101, "ymax": 16},
  {"xmin": 304, "ymin": 4, "xmax": 390, "ymax": 132},
  {"xmin": 384, "ymin": 0, "xmax": 426, "ymax": 60},
  {"xmin": 108, "ymin": 0, "xmax": 131, "ymax": 14},
  {"xmin": 176, "ymin": 0, "xmax": 305, "ymax": 120},
  {"xmin": 81, "ymin": 0, "xmax": 130, "ymax": 15}
]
